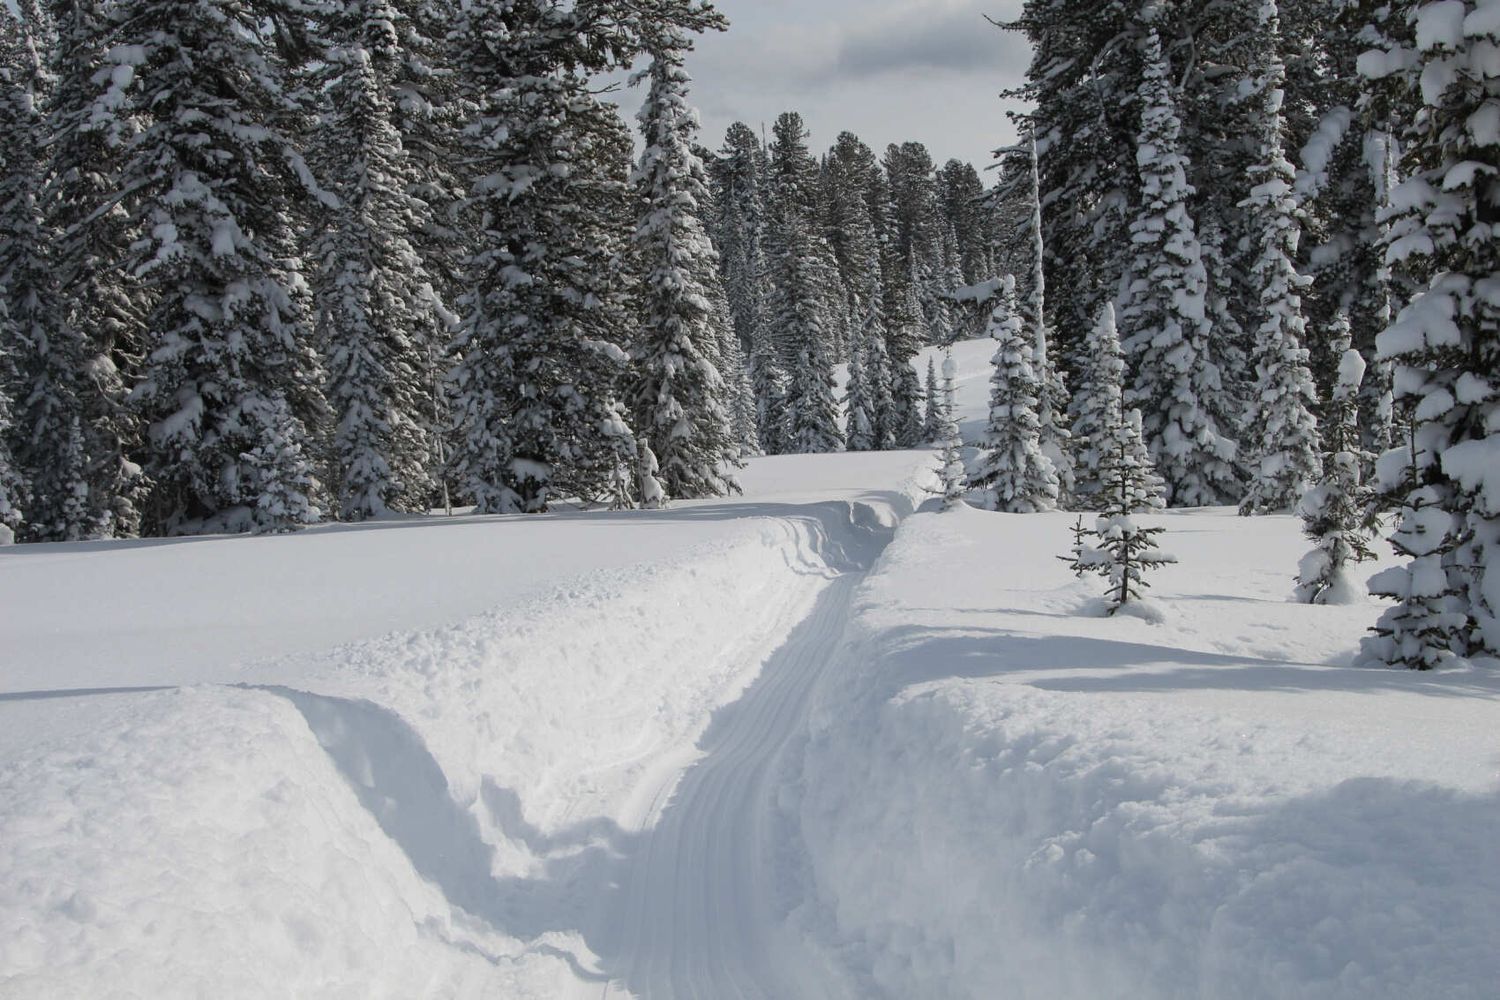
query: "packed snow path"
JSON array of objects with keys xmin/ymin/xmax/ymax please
[
  {"xmin": 572, "ymin": 499, "xmax": 898, "ymax": 999},
  {"xmin": 591, "ymin": 573, "xmax": 864, "ymax": 1000}
]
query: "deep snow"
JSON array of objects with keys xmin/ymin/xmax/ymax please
[{"xmin": 2, "ymin": 340, "xmax": 1496, "ymax": 999}]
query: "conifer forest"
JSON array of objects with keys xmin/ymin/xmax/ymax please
[{"xmin": 0, "ymin": 2, "xmax": 1497, "ymax": 996}]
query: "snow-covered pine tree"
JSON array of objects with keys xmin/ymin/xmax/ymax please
[
  {"xmin": 43, "ymin": 0, "xmax": 149, "ymax": 539},
  {"xmin": 860, "ymin": 297, "xmax": 899, "ymax": 450},
  {"xmin": 103, "ymin": 0, "xmax": 331, "ymax": 535},
  {"xmin": 1120, "ymin": 20, "xmax": 1240, "ymax": 508},
  {"xmin": 0, "ymin": 9, "xmax": 95, "ymax": 542},
  {"xmin": 936, "ymin": 350, "xmax": 968, "ymax": 510},
  {"xmin": 628, "ymin": 39, "xmax": 740, "ymax": 499},
  {"xmin": 312, "ymin": 0, "xmax": 446, "ymax": 521},
  {"xmin": 1023, "ymin": 127, "xmax": 1073, "ymax": 503},
  {"xmin": 844, "ymin": 331, "xmax": 876, "ymax": 451},
  {"xmin": 708, "ymin": 122, "xmax": 772, "ymax": 378},
  {"xmin": 1237, "ymin": 0, "xmax": 1324, "ymax": 516},
  {"xmin": 447, "ymin": 3, "xmax": 713, "ymax": 512},
  {"xmin": 972, "ymin": 276, "xmax": 1059, "ymax": 512},
  {"xmin": 1069, "ymin": 302, "xmax": 1165, "ymax": 508},
  {"xmin": 636, "ymin": 436, "xmax": 666, "ymax": 510},
  {"xmin": 765, "ymin": 112, "xmax": 843, "ymax": 454},
  {"xmin": 1296, "ymin": 315, "xmax": 1377, "ymax": 604},
  {"xmin": 749, "ymin": 346, "xmax": 789, "ymax": 455},
  {"xmin": 1360, "ymin": 0, "xmax": 1500, "ymax": 666},
  {"xmin": 712, "ymin": 285, "xmax": 760, "ymax": 457},
  {"xmin": 922, "ymin": 356, "xmax": 943, "ymax": 442}
]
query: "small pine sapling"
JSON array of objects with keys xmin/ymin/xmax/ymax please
[
  {"xmin": 1067, "ymin": 403, "xmax": 1175, "ymax": 615},
  {"xmin": 637, "ymin": 438, "xmax": 667, "ymax": 510}
]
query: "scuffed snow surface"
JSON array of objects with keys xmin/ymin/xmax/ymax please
[{"xmin": 795, "ymin": 504, "xmax": 1500, "ymax": 1000}]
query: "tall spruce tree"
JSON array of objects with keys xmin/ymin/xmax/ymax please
[
  {"xmin": 312, "ymin": 0, "xmax": 446, "ymax": 520},
  {"xmin": 628, "ymin": 38, "xmax": 739, "ymax": 499},
  {"xmin": 1238, "ymin": 0, "xmax": 1324, "ymax": 516},
  {"xmin": 765, "ymin": 112, "xmax": 842, "ymax": 453},
  {"xmin": 44, "ymin": 0, "xmax": 149, "ymax": 538},
  {"xmin": 0, "ymin": 9, "xmax": 94, "ymax": 542},
  {"xmin": 104, "ymin": 0, "xmax": 329, "ymax": 534},
  {"xmin": 1120, "ymin": 21, "xmax": 1240, "ymax": 508},
  {"xmin": 1361, "ymin": 0, "xmax": 1500, "ymax": 667},
  {"xmin": 709, "ymin": 122, "xmax": 772, "ymax": 377}
]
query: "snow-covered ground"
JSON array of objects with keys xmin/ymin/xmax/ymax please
[{"xmin": 3, "ymin": 340, "xmax": 1496, "ymax": 999}]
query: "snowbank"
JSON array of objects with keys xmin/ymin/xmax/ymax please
[
  {"xmin": 793, "ymin": 504, "xmax": 1500, "ymax": 1000},
  {"xmin": 0, "ymin": 452, "xmax": 935, "ymax": 998}
]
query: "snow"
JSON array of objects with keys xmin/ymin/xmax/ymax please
[
  {"xmin": 2, "ymin": 349, "xmax": 1496, "ymax": 999},
  {"xmin": 795, "ymin": 504, "xmax": 1500, "ymax": 1000}
]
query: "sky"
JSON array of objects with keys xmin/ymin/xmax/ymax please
[{"xmin": 607, "ymin": 0, "xmax": 1033, "ymax": 174}]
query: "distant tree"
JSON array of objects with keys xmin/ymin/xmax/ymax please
[
  {"xmin": 936, "ymin": 351, "xmax": 968, "ymax": 510},
  {"xmin": 972, "ymin": 276, "xmax": 1059, "ymax": 512}
]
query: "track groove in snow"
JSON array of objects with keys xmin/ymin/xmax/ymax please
[{"xmin": 582, "ymin": 514, "xmax": 896, "ymax": 1000}]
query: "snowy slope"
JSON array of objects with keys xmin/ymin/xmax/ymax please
[{"xmin": 794, "ymin": 504, "xmax": 1500, "ymax": 1000}]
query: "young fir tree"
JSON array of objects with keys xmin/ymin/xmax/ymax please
[
  {"xmin": 43, "ymin": 0, "xmax": 149, "ymax": 538},
  {"xmin": 972, "ymin": 276, "xmax": 1060, "ymax": 512},
  {"xmin": 765, "ymin": 112, "xmax": 843, "ymax": 454},
  {"xmin": 922, "ymin": 356, "xmax": 944, "ymax": 442},
  {"xmin": 1360, "ymin": 0, "xmax": 1499, "ymax": 667},
  {"xmin": 104, "ymin": 0, "xmax": 328, "ymax": 534},
  {"xmin": 312, "ymin": 0, "xmax": 445, "ymax": 520},
  {"xmin": 1237, "ymin": 0, "xmax": 1324, "ymax": 516},
  {"xmin": 1120, "ymin": 22, "xmax": 1240, "ymax": 508},
  {"xmin": 1069, "ymin": 404, "xmax": 1176, "ymax": 616},
  {"xmin": 936, "ymin": 350, "xmax": 968, "ymax": 510},
  {"xmin": 628, "ymin": 40, "xmax": 739, "ymax": 499},
  {"xmin": 1296, "ymin": 315, "xmax": 1377, "ymax": 604},
  {"xmin": 1024, "ymin": 128, "xmax": 1074, "ymax": 502},
  {"xmin": 1069, "ymin": 302, "xmax": 1165, "ymax": 508}
]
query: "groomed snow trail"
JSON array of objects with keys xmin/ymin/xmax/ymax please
[{"xmin": 586, "ymin": 510, "xmax": 893, "ymax": 1000}]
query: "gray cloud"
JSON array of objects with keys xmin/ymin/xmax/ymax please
[{"xmin": 833, "ymin": 3, "xmax": 1031, "ymax": 79}]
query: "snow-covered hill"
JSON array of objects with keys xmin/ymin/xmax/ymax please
[{"xmin": 2, "ymin": 342, "xmax": 1496, "ymax": 1000}]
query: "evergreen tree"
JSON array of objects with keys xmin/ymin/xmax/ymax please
[
  {"xmin": 749, "ymin": 346, "xmax": 789, "ymax": 454},
  {"xmin": 922, "ymin": 356, "xmax": 943, "ymax": 442},
  {"xmin": 1024, "ymin": 128, "xmax": 1073, "ymax": 503},
  {"xmin": 1296, "ymin": 315, "xmax": 1377, "ymax": 604},
  {"xmin": 765, "ymin": 112, "xmax": 842, "ymax": 453},
  {"xmin": 1068, "ymin": 406, "xmax": 1177, "ymax": 616},
  {"xmin": 860, "ymin": 298, "xmax": 899, "ymax": 450},
  {"xmin": 628, "ymin": 39, "xmax": 739, "ymax": 499},
  {"xmin": 1361, "ymin": 0, "xmax": 1500, "ymax": 666},
  {"xmin": 936, "ymin": 350, "xmax": 968, "ymax": 510},
  {"xmin": 1238, "ymin": 0, "xmax": 1324, "ymax": 516},
  {"xmin": 972, "ymin": 276, "xmax": 1059, "ymax": 512},
  {"xmin": 103, "ymin": 0, "xmax": 328, "ymax": 534},
  {"xmin": 1120, "ymin": 22, "xmax": 1240, "ymax": 508},
  {"xmin": 43, "ymin": 0, "xmax": 149, "ymax": 538},
  {"xmin": 709, "ymin": 122, "xmax": 772, "ymax": 378},
  {"xmin": 312, "ymin": 0, "xmax": 445, "ymax": 520},
  {"xmin": 0, "ymin": 9, "xmax": 94, "ymax": 542},
  {"xmin": 1070, "ymin": 302, "xmax": 1164, "ymax": 508},
  {"xmin": 844, "ymin": 332, "xmax": 875, "ymax": 452}
]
